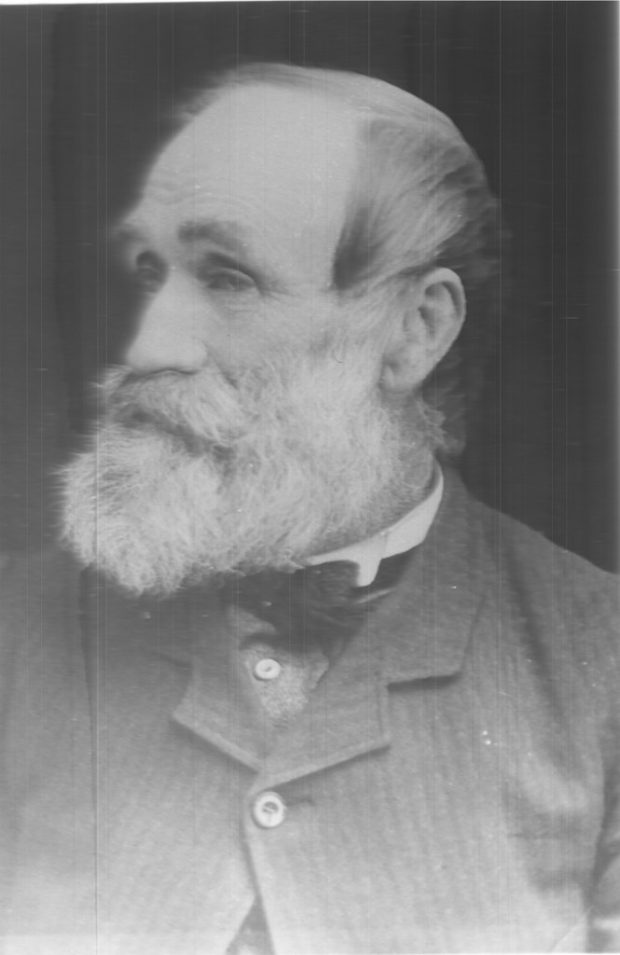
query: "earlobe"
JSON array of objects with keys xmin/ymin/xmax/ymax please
[{"xmin": 381, "ymin": 267, "xmax": 466, "ymax": 397}]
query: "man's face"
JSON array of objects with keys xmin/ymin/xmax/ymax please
[
  {"xmin": 60, "ymin": 84, "xmax": 432, "ymax": 595},
  {"xmin": 119, "ymin": 83, "xmax": 360, "ymax": 376}
]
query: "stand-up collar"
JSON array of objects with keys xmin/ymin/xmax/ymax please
[{"xmin": 305, "ymin": 467, "xmax": 444, "ymax": 586}]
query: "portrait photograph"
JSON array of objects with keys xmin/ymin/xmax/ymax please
[{"xmin": 0, "ymin": 3, "xmax": 617, "ymax": 953}]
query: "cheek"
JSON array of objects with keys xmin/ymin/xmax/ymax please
[
  {"xmin": 217, "ymin": 298, "xmax": 336, "ymax": 373},
  {"xmin": 308, "ymin": 307, "xmax": 388, "ymax": 380}
]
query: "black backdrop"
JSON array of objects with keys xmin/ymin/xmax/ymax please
[{"xmin": 0, "ymin": 2, "xmax": 617, "ymax": 570}]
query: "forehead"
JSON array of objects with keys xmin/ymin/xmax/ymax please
[{"xmin": 134, "ymin": 84, "xmax": 359, "ymax": 281}]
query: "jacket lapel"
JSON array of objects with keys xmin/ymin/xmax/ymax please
[
  {"xmin": 255, "ymin": 470, "xmax": 487, "ymax": 787},
  {"xmin": 380, "ymin": 467, "xmax": 487, "ymax": 684}
]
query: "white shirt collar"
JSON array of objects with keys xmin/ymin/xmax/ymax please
[{"xmin": 305, "ymin": 466, "xmax": 444, "ymax": 586}]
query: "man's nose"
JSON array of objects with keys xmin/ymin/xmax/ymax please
[{"xmin": 123, "ymin": 280, "xmax": 209, "ymax": 375}]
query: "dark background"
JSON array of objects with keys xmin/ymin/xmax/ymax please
[{"xmin": 0, "ymin": 2, "xmax": 617, "ymax": 570}]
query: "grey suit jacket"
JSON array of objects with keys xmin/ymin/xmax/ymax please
[{"xmin": 1, "ymin": 473, "xmax": 618, "ymax": 954}]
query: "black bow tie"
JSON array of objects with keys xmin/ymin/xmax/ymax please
[{"xmin": 220, "ymin": 551, "xmax": 411, "ymax": 650}]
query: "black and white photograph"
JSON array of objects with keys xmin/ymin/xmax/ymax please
[{"xmin": 0, "ymin": 3, "xmax": 618, "ymax": 953}]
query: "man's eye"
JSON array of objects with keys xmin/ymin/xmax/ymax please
[
  {"xmin": 203, "ymin": 270, "xmax": 256, "ymax": 293},
  {"xmin": 134, "ymin": 252, "xmax": 165, "ymax": 292}
]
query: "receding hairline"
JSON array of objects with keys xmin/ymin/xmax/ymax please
[
  {"xmin": 180, "ymin": 61, "xmax": 459, "ymax": 142},
  {"xmin": 177, "ymin": 64, "xmax": 472, "ymax": 291}
]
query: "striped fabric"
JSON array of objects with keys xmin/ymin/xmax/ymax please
[{"xmin": 0, "ymin": 470, "xmax": 618, "ymax": 953}]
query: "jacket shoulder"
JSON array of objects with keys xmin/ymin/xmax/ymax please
[
  {"xmin": 470, "ymin": 494, "xmax": 617, "ymax": 606},
  {"xmin": 465, "ymin": 492, "xmax": 619, "ymax": 681}
]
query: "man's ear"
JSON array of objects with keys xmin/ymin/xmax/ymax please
[{"xmin": 381, "ymin": 267, "xmax": 466, "ymax": 397}]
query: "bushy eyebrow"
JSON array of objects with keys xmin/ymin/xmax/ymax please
[
  {"xmin": 180, "ymin": 219, "xmax": 281, "ymax": 290},
  {"xmin": 177, "ymin": 218, "xmax": 249, "ymax": 252},
  {"xmin": 110, "ymin": 215, "xmax": 279, "ymax": 289},
  {"xmin": 112, "ymin": 216, "xmax": 253, "ymax": 256},
  {"xmin": 109, "ymin": 217, "xmax": 151, "ymax": 253}
]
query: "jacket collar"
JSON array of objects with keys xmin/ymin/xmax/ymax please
[{"xmin": 374, "ymin": 467, "xmax": 487, "ymax": 684}]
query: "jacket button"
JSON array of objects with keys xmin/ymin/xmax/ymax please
[
  {"xmin": 253, "ymin": 658, "xmax": 282, "ymax": 681},
  {"xmin": 252, "ymin": 791, "xmax": 286, "ymax": 828}
]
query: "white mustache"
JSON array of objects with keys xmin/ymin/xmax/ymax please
[{"xmin": 98, "ymin": 366, "xmax": 248, "ymax": 452}]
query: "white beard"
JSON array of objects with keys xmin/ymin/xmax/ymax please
[{"xmin": 59, "ymin": 340, "xmax": 434, "ymax": 596}]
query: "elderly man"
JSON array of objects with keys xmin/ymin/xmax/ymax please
[{"xmin": 1, "ymin": 63, "xmax": 618, "ymax": 955}]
